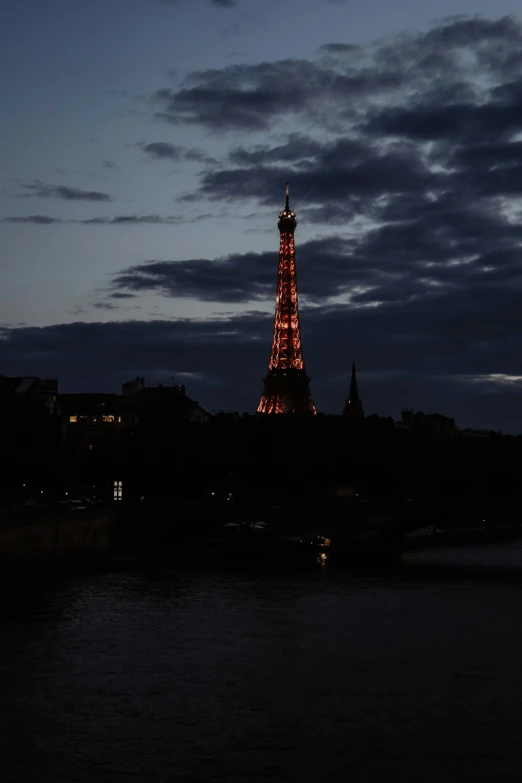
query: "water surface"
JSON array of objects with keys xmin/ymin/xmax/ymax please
[{"xmin": 2, "ymin": 547, "xmax": 522, "ymax": 782}]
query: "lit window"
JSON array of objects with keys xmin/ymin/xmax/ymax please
[
  {"xmin": 69, "ymin": 415, "xmax": 77, "ymax": 423},
  {"xmin": 117, "ymin": 415, "xmax": 122, "ymax": 423},
  {"xmin": 92, "ymin": 416, "xmax": 97, "ymax": 423},
  {"xmin": 80, "ymin": 415, "xmax": 88, "ymax": 421},
  {"xmin": 113, "ymin": 480, "xmax": 122, "ymax": 501},
  {"xmin": 103, "ymin": 415, "xmax": 115, "ymax": 423},
  {"xmin": 89, "ymin": 444, "xmax": 93, "ymax": 450}
]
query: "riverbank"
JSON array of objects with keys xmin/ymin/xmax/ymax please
[
  {"xmin": 0, "ymin": 504, "xmax": 521, "ymax": 581},
  {"xmin": 2, "ymin": 534, "xmax": 522, "ymax": 584}
]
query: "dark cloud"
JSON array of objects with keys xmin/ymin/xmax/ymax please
[
  {"xmin": 3, "ymin": 215, "xmax": 60, "ymax": 225},
  {"xmin": 320, "ymin": 43, "xmax": 360, "ymax": 54},
  {"xmin": 142, "ymin": 141, "xmax": 185, "ymax": 159},
  {"xmin": 141, "ymin": 141, "xmax": 215, "ymax": 163},
  {"xmin": 149, "ymin": 16, "xmax": 522, "ymax": 132},
  {"xmin": 110, "ymin": 252, "xmax": 276, "ymax": 303},
  {"xmin": 228, "ymin": 134, "xmax": 327, "ymax": 166},
  {"xmin": 192, "ymin": 139, "xmax": 441, "ymax": 210},
  {"xmin": 109, "ymin": 187, "xmax": 522, "ymax": 310},
  {"xmin": 2, "ymin": 295, "xmax": 522, "ymax": 429},
  {"xmin": 363, "ymin": 97, "xmax": 522, "ymax": 144},
  {"xmin": 109, "ymin": 292, "xmax": 138, "ymax": 300},
  {"xmin": 421, "ymin": 14, "xmax": 521, "ymax": 49},
  {"xmin": 444, "ymin": 140, "xmax": 522, "ymax": 170},
  {"xmin": 3, "ymin": 214, "xmax": 186, "ymax": 226},
  {"xmin": 151, "ymin": 59, "xmax": 333, "ymax": 131},
  {"xmin": 83, "ymin": 214, "xmax": 181, "ymax": 225},
  {"xmin": 160, "ymin": 9, "xmax": 522, "ymax": 389},
  {"xmin": 17, "ymin": 180, "xmax": 112, "ymax": 202},
  {"xmin": 172, "ymin": 22, "xmax": 522, "ymax": 212},
  {"xmin": 0, "ymin": 317, "xmax": 269, "ymax": 414}
]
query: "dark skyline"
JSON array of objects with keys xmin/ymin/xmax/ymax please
[{"xmin": 2, "ymin": 2, "xmax": 522, "ymax": 429}]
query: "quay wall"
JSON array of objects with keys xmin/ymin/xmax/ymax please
[{"xmin": 0, "ymin": 513, "xmax": 112, "ymax": 556}]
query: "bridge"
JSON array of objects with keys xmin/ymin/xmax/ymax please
[{"xmin": 121, "ymin": 494, "xmax": 522, "ymax": 565}]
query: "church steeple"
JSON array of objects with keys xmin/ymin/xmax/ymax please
[{"xmin": 343, "ymin": 359, "xmax": 364, "ymax": 417}]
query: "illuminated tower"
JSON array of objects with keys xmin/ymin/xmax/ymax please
[
  {"xmin": 257, "ymin": 183, "xmax": 316, "ymax": 414},
  {"xmin": 342, "ymin": 360, "xmax": 364, "ymax": 417}
]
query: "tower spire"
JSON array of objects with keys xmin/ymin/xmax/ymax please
[
  {"xmin": 257, "ymin": 183, "xmax": 316, "ymax": 414},
  {"xmin": 343, "ymin": 359, "xmax": 364, "ymax": 417},
  {"xmin": 285, "ymin": 181, "xmax": 290, "ymax": 211}
]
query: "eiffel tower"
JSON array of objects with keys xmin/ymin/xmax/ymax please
[{"xmin": 257, "ymin": 184, "xmax": 316, "ymax": 414}]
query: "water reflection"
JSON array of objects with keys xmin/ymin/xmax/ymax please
[
  {"xmin": 317, "ymin": 551, "xmax": 328, "ymax": 569},
  {"xmin": 3, "ymin": 547, "xmax": 522, "ymax": 781}
]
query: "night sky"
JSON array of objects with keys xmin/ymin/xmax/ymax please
[{"xmin": 3, "ymin": 0, "xmax": 522, "ymax": 430}]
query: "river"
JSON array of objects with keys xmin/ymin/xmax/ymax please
[{"xmin": 2, "ymin": 543, "xmax": 522, "ymax": 782}]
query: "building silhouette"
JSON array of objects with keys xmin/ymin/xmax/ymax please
[
  {"xmin": 398, "ymin": 408, "xmax": 455, "ymax": 437},
  {"xmin": 0, "ymin": 375, "xmax": 58, "ymax": 414},
  {"xmin": 257, "ymin": 183, "xmax": 316, "ymax": 414},
  {"xmin": 59, "ymin": 378, "xmax": 209, "ymax": 453}
]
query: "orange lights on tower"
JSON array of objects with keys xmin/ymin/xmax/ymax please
[{"xmin": 257, "ymin": 183, "xmax": 316, "ymax": 414}]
